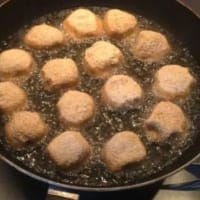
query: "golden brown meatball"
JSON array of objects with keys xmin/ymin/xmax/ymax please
[
  {"xmin": 133, "ymin": 30, "xmax": 171, "ymax": 63},
  {"xmin": 24, "ymin": 24, "xmax": 64, "ymax": 49},
  {"xmin": 5, "ymin": 111, "xmax": 48, "ymax": 148},
  {"xmin": 63, "ymin": 8, "xmax": 103, "ymax": 39},
  {"xmin": 84, "ymin": 41, "xmax": 123, "ymax": 77},
  {"xmin": 57, "ymin": 90, "xmax": 95, "ymax": 127},
  {"xmin": 0, "ymin": 49, "xmax": 33, "ymax": 79},
  {"xmin": 102, "ymin": 75, "xmax": 143, "ymax": 110},
  {"xmin": 41, "ymin": 58, "xmax": 79, "ymax": 91},
  {"xmin": 153, "ymin": 65, "xmax": 195, "ymax": 100},
  {"xmin": 104, "ymin": 9, "xmax": 138, "ymax": 38},
  {"xmin": 0, "ymin": 82, "xmax": 27, "ymax": 113},
  {"xmin": 102, "ymin": 131, "xmax": 147, "ymax": 172},
  {"xmin": 47, "ymin": 131, "xmax": 91, "ymax": 169},
  {"xmin": 145, "ymin": 101, "xmax": 187, "ymax": 142}
]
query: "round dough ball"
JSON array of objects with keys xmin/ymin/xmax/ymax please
[
  {"xmin": 145, "ymin": 101, "xmax": 187, "ymax": 142},
  {"xmin": 24, "ymin": 24, "xmax": 64, "ymax": 49},
  {"xmin": 0, "ymin": 49, "xmax": 33, "ymax": 78},
  {"xmin": 47, "ymin": 131, "xmax": 91, "ymax": 169},
  {"xmin": 153, "ymin": 65, "xmax": 195, "ymax": 100},
  {"xmin": 63, "ymin": 8, "xmax": 103, "ymax": 39},
  {"xmin": 57, "ymin": 90, "xmax": 95, "ymax": 127},
  {"xmin": 5, "ymin": 111, "xmax": 48, "ymax": 148},
  {"xmin": 133, "ymin": 30, "xmax": 171, "ymax": 63},
  {"xmin": 0, "ymin": 82, "xmax": 27, "ymax": 113},
  {"xmin": 84, "ymin": 41, "xmax": 123, "ymax": 77},
  {"xmin": 102, "ymin": 131, "xmax": 146, "ymax": 172},
  {"xmin": 41, "ymin": 58, "xmax": 79, "ymax": 90},
  {"xmin": 102, "ymin": 75, "xmax": 143, "ymax": 110},
  {"xmin": 104, "ymin": 9, "xmax": 138, "ymax": 38}
]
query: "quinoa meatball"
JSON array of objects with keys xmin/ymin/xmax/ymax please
[
  {"xmin": 102, "ymin": 131, "xmax": 146, "ymax": 172},
  {"xmin": 5, "ymin": 111, "xmax": 48, "ymax": 148},
  {"xmin": 145, "ymin": 101, "xmax": 187, "ymax": 142},
  {"xmin": 0, "ymin": 82, "xmax": 27, "ymax": 113},
  {"xmin": 133, "ymin": 30, "xmax": 171, "ymax": 63},
  {"xmin": 57, "ymin": 90, "xmax": 95, "ymax": 127},
  {"xmin": 41, "ymin": 58, "xmax": 79, "ymax": 91},
  {"xmin": 0, "ymin": 49, "xmax": 33, "ymax": 78},
  {"xmin": 102, "ymin": 75, "xmax": 143, "ymax": 110},
  {"xmin": 24, "ymin": 24, "xmax": 64, "ymax": 49},
  {"xmin": 153, "ymin": 65, "xmax": 196, "ymax": 100},
  {"xmin": 104, "ymin": 9, "xmax": 138, "ymax": 38},
  {"xmin": 84, "ymin": 41, "xmax": 123, "ymax": 77},
  {"xmin": 47, "ymin": 131, "xmax": 91, "ymax": 169},
  {"xmin": 63, "ymin": 8, "xmax": 103, "ymax": 39}
]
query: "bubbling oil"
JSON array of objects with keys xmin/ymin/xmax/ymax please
[{"xmin": 0, "ymin": 7, "xmax": 200, "ymax": 187}]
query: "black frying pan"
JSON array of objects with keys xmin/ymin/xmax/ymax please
[{"xmin": 0, "ymin": 0, "xmax": 200, "ymax": 199}]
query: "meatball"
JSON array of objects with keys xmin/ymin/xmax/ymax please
[
  {"xmin": 41, "ymin": 58, "xmax": 79, "ymax": 91},
  {"xmin": 153, "ymin": 65, "xmax": 196, "ymax": 100},
  {"xmin": 102, "ymin": 75, "xmax": 143, "ymax": 110},
  {"xmin": 47, "ymin": 131, "xmax": 91, "ymax": 169},
  {"xmin": 5, "ymin": 111, "xmax": 48, "ymax": 148},
  {"xmin": 104, "ymin": 9, "xmax": 138, "ymax": 38},
  {"xmin": 0, "ymin": 82, "xmax": 27, "ymax": 113},
  {"xmin": 0, "ymin": 49, "xmax": 33, "ymax": 79},
  {"xmin": 63, "ymin": 8, "xmax": 103, "ymax": 39},
  {"xmin": 24, "ymin": 24, "xmax": 64, "ymax": 49},
  {"xmin": 102, "ymin": 131, "xmax": 147, "ymax": 172},
  {"xmin": 84, "ymin": 41, "xmax": 123, "ymax": 77},
  {"xmin": 57, "ymin": 90, "xmax": 95, "ymax": 127},
  {"xmin": 132, "ymin": 30, "xmax": 171, "ymax": 63},
  {"xmin": 145, "ymin": 101, "xmax": 187, "ymax": 142}
]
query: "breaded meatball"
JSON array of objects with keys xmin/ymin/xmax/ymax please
[
  {"xmin": 102, "ymin": 75, "xmax": 143, "ymax": 110},
  {"xmin": 57, "ymin": 90, "xmax": 95, "ymax": 127},
  {"xmin": 5, "ymin": 111, "xmax": 48, "ymax": 148},
  {"xmin": 63, "ymin": 8, "xmax": 103, "ymax": 39},
  {"xmin": 24, "ymin": 24, "xmax": 64, "ymax": 49},
  {"xmin": 153, "ymin": 65, "xmax": 195, "ymax": 100},
  {"xmin": 0, "ymin": 49, "xmax": 33, "ymax": 78},
  {"xmin": 102, "ymin": 131, "xmax": 146, "ymax": 172},
  {"xmin": 104, "ymin": 9, "xmax": 138, "ymax": 38},
  {"xmin": 41, "ymin": 58, "xmax": 79, "ymax": 91},
  {"xmin": 84, "ymin": 41, "xmax": 123, "ymax": 77},
  {"xmin": 133, "ymin": 30, "xmax": 171, "ymax": 63},
  {"xmin": 145, "ymin": 101, "xmax": 187, "ymax": 142},
  {"xmin": 0, "ymin": 82, "xmax": 27, "ymax": 113},
  {"xmin": 47, "ymin": 131, "xmax": 91, "ymax": 169}
]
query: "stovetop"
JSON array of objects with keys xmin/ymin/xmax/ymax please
[{"xmin": 0, "ymin": 160, "xmax": 200, "ymax": 200}]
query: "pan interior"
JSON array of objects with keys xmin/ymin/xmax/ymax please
[{"xmin": 0, "ymin": 7, "xmax": 200, "ymax": 188}]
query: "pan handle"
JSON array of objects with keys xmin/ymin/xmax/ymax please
[
  {"xmin": 46, "ymin": 185, "xmax": 79, "ymax": 200},
  {"xmin": 161, "ymin": 163, "xmax": 200, "ymax": 191}
]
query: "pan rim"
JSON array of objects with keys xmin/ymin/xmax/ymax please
[{"xmin": 0, "ymin": 152, "xmax": 200, "ymax": 192}]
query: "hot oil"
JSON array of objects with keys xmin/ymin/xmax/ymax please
[{"xmin": 0, "ymin": 7, "xmax": 200, "ymax": 187}]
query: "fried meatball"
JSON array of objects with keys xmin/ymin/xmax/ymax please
[
  {"xmin": 57, "ymin": 90, "xmax": 95, "ymax": 127},
  {"xmin": 47, "ymin": 131, "xmax": 91, "ymax": 169},
  {"xmin": 84, "ymin": 41, "xmax": 123, "ymax": 77},
  {"xmin": 63, "ymin": 8, "xmax": 103, "ymax": 39},
  {"xmin": 145, "ymin": 101, "xmax": 187, "ymax": 142},
  {"xmin": 0, "ymin": 82, "xmax": 27, "ymax": 113},
  {"xmin": 102, "ymin": 75, "xmax": 143, "ymax": 110},
  {"xmin": 24, "ymin": 24, "xmax": 64, "ymax": 49},
  {"xmin": 41, "ymin": 58, "xmax": 79, "ymax": 91},
  {"xmin": 104, "ymin": 9, "xmax": 138, "ymax": 38},
  {"xmin": 102, "ymin": 131, "xmax": 146, "ymax": 172},
  {"xmin": 5, "ymin": 111, "xmax": 48, "ymax": 148},
  {"xmin": 133, "ymin": 30, "xmax": 171, "ymax": 63},
  {"xmin": 153, "ymin": 65, "xmax": 195, "ymax": 100},
  {"xmin": 0, "ymin": 49, "xmax": 33, "ymax": 78}
]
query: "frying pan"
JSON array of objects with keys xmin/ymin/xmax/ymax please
[{"xmin": 0, "ymin": 0, "xmax": 200, "ymax": 199}]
